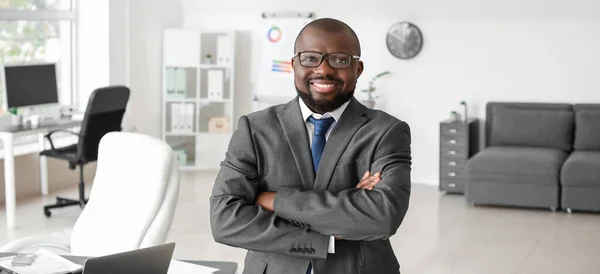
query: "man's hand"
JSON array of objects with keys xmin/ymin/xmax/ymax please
[
  {"xmin": 256, "ymin": 192, "xmax": 276, "ymax": 211},
  {"xmin": 355, "ymin": 171, "xmax": 381, "ymax": 190}
]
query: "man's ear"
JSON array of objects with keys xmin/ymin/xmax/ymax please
[
  {"xmin": 291, "ymin": 57, "xmax": 296, "ymax": 68},
  {"xmin": 357, "ymin": 60, "xmax": 364, "ymax": 78}
]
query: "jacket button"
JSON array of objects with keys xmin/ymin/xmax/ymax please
[
  {"xmin": 289, "ymin": 248, "xmax": 296, "ymax": 253},
  {"xmin": 309, "ymin": 248, "xmax": 315, "ymax": 254}
]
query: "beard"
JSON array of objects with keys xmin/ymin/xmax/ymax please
[{"xmin": 296, "ymin": 79, "xmax": 355, "ymax": 114}]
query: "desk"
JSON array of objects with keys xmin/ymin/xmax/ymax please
[
  {"xmin": 0, "ymin": 253, "xmax": 237, "ymax": 274},
  {"xmin": 0, "ymin": 119, "xmax": 81, "ymax": 228}
]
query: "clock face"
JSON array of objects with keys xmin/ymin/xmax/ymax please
[{"xmin": 386, "ymin": 22, "xmax": 423, "ymax": 60}]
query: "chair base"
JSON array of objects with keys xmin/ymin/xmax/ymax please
[
  {"xmin": 44, "ymin": 163, "xmax": 89, "ymax": 217},
  {"xmin": 44, "ymin": 197, "xmax": 88, "ymax": 217}
]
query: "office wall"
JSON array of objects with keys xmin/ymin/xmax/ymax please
[
  {"xmin": 122, "ymin": 0, "xmax": 183, "ymax": 137},
  {"xmin": 182, "ymin": 0, "xmax": 600, "ymax": 185},
  {"xmin": 78, "ymin": 0, "xmax": 110, "ymax": 111}
]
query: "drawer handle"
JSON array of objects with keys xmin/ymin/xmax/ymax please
[
  {"xmin": 449, "ymin": 150, "xmax": 457, "ymax": 155},
  {"xmin": 449, "ymin": 162, "xmax": 457, "ymax": 166},
  {"xmin": 449, "ymin": 140, "xmax": 457, "ymax": 144},
  {"xmin": 449, "ymin": 172, "xmax": 457, "ymax": 177},
  {"xmin": 449, "ymin": 128, "xmax": 457, "ymax": 133},
  {"xmin": 448, "ymin": 183, "xmax": 457, "ymax": 188}
]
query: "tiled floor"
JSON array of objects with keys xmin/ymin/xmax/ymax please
[{"xmin": 1, "ymin": 171, "xmax": 600, "ymax": 274}]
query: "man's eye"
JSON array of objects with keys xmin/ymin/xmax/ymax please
[
  {"xmin": 301, "ymin": 56, "xmax": 318, "ymax": 62},
  {"xmin": 333, "ymin": 58, "xmax": 349, "ymax": 64}
]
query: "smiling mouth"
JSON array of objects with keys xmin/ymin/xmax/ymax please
[{"xmin": 309, "ymin": 80, "xmax": 341, "ymax": 93}]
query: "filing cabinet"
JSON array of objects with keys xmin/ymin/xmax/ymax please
[{"xmin": 439, "ymin": 118, "xmax": 479, "ymax": 194}]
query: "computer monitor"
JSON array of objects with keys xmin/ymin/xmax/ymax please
[{"xmin": 1, "ymin": 63, "xmax": 60, "ymax": 110}]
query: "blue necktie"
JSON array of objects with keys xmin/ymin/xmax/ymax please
[
  {"xmin": 307, "ymin": 116, "xmax": 336, "ymax": 173},
  {"xmin": 306, "ymin": 116, "xmax": 335, "ymax": 274}
]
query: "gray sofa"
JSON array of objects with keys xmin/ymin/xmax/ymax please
[
  {"xmin": 466, "ymin": 102, "xmax": 600, "ymax": 212},
  {"xmin": 466, "ymin": 102, "xmax": 573, "ymax": 210},
  {"xmin": 561, "ymin": 104, "xmax": 600, "ymax": 212}
]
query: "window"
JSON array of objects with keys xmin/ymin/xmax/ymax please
[{"xmin": 0, "ymin": 0, "xmax": 76, "ymax": 113}]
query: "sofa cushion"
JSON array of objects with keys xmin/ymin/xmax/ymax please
[
  {"xmin": 561, "ymin": 151, "xmax": 600, "ymax": 187},
  {"xmin": 574, "ymin": 110, "xmax": 600, "ymax": 150},
  {"xmin": 490, "ymin": 107, "xmax": 574, "ymax": 151},
  {"xmin": 467, "ymin": 146, "xmax": 568, "ymax": 185}
]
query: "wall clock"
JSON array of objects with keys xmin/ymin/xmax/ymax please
[{"xmin": 386, "ymin": 21, "xmax": 423, "ymax": 60}]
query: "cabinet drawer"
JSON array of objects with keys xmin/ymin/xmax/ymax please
[
  {"xmin": 441, "ymin": 147, "xmax": 467, "ymax": 158},
  {"xmin": 441, "ymin": 134, "xmax": 467, "ymax": 146},
  {"xmin": 440, "ymin": 123, "xmax": 467, "ymax": 135},
  {"xmin": 440, "ymin": 156, "xmax": 466, "ymax": 168},
  {"xmin": 441, "ymin": 167, "xmax": 466, "ymax": 179},
  {"xmin": 440, "ymin": 179, "xmax": 465, "ymax": 193}
]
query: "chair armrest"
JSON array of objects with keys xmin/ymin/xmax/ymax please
[
  {"xmin": 0, "ymin": 234, "xmax": 71, "ymax": 254},
  {"xmin": 45, "ymin": 130, "xmax": 81, "ymax": 151}
]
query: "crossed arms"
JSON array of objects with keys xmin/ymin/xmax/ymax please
[{"xmin": 209, "ymin": 116, "xmax": 411, "ymax": 259}]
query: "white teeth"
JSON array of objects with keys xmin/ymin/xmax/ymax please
[{"xmin": 313, "ymin": 83, "xmax": 335, "ymax": 88}]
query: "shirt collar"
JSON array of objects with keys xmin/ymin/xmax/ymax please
[{"xmin": 298, "ymin": 97, "xmax": 350, "ymax": 122}]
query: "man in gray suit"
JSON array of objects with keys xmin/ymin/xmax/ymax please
[{"xmin": 210, "ymin": 18, "xmax": 411, "ymax": 274}]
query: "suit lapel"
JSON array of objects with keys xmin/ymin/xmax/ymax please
[
  {"xmin": 314, "ymin": 98, "xmax": 368, "ymax": 191},
  {"xmin": 277, "ymin": 99, "xmax": 315, "ymax": 190}
]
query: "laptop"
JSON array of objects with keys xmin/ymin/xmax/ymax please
[{"xmin": 79, "ymin": 243, "xmax": 175, "ymax": 274}]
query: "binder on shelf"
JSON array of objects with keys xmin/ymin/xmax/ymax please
[
  {"xmin": 175, "ymin": 68, "xmax": 186, "ymax": 99},
  {"xmin": 166, "ymin": 68, "xmax": 176, "ymax": 98},
  {"xmin": 185, "ymin": 103, "xmax": 194, "ymax": 132},
  {"xmin": 170, "ymin": 103, "xmax": 180, "ymax": 132},
  {"xmin": 207, "ymin": 70, "xmax": 224, "ymax": 101},
  {"xmin": 216, "ymin": 36, "xmax": 232, "ymax": 65}
]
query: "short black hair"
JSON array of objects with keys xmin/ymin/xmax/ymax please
[{"xmin": 294, "ymin": 18, "xmax": 361, "ymax": 56}]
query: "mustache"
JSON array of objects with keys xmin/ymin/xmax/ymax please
[{"xmin": 306, "ymin": 75, "xmax": 343, "ymax": 84}]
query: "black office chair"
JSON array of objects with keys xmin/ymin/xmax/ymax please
[{"xmin": 41, "ymin": 85, "xmax": 130, "ymax": 217}]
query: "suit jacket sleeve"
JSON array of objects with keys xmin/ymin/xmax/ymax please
[
  {"xmin": 273, "ymin": 121, "xmax": 411, "ymax": 241},
  {"xmin": 210, "ymin": 115, "xmax": 330, "ymax": 259}
]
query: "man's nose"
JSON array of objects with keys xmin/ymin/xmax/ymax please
[{"xmin": 313, "ymin": 58, "xmax": 336, "ymax": 75}]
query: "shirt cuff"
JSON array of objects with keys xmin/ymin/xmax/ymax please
[{"xmin": 328, "ymin": 236, "xmax": 335, "ymax": 254}]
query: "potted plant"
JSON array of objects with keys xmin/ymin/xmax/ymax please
[{"xmin": 360, "ymin": 71, "xmax": 391, "ymax": 108}]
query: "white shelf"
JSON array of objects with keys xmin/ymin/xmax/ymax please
[
  {"xmin": 200, "ymin": 64, "xmax": 232, "ymax": 69},
  {"xmin": 199, "ymin": 98, "xmax": 232, "ymax": 104},
  {"xmin": 165, "ymin": 98, "xmax": 197, "ymax": 103},
  {"xmin": 162, "ymin": 29, "xmax": 236, "ymax": 170},
  {"xmin": 165, "ymin": 132, "xmax": 196, "ymax": 137}
]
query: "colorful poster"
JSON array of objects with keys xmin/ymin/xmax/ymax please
[{"xmin": 256, "ymin": 16, "xmax": 312, "ymax": 105}]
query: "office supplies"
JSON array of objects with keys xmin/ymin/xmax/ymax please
[
  {"xmin": 0, "ymin": 249, "xmax": 82, "ymax": 274},
  {"xmin": 10, "ymin": 254, "xmax": 36, "ymax": 266},
  {"xmin": 207, "ymin": 70, "xmax": 224, "ymax": 101}
]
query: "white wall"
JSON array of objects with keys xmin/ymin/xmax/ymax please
[
  {"xmin": 123, "ymin": 0, "xmax": 183, "ymax": 137},
  {"xmin": 179, "ymin": 0, "xmax": 600, "ymax": 185},
  {"xmin": 78, "ymin": 0, "xmax": 109, "ymax": 110}
]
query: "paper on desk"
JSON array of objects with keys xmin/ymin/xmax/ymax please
[
  {"xmin": 0, "ymin": 249, "xmax": 82, "ymax": 274},
  {"xmin": 167, "ymin": 259, "xmax": 218, "ymax": 274}
]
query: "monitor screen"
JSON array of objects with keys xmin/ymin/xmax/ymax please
[{"xmin": 3, "ymin": 63, "xmax": 59, "ymax": 108}]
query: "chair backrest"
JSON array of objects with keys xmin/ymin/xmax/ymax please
[
  {"xmin": 77, "ymin": 86, "xmax": 130, "ymax": 162},
  {"xmin": 70, "ymin": 132, "xmax": 180, "ymax": 257}
]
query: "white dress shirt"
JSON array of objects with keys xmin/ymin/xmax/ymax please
[{"xmin": 298, "ymin": 97, "xmax": 350, "ymax": 255}]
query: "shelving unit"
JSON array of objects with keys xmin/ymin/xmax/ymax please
[{"xmin": 162, "ymin": 29, "xmax": 235, "ymax": 170}]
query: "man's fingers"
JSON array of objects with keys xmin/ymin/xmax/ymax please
[
  {"xmin": 362, "ymin": 171, "xmax": 370, "ymax": 180},
  {"xmin": 356, "ymin": 172, "xmax": 382, "ymax": 189}
]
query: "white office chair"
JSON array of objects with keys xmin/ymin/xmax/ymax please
[{"xmin": 0, "ymin": 132, "xmax": 180, "ymax": 257}]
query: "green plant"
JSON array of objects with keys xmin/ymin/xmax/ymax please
[{"xmin": 361, "ymin": 71, "xmax": 391, "ymax": 100}]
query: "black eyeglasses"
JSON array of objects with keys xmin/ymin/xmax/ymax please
[{"xmin": 293, "ymin": 51, "xmax": 360, "ymax": 69}]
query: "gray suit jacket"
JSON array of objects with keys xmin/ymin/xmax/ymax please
[{"xmin": 210, "ymin": 97, "xmax": 411, "ymax": 274}]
